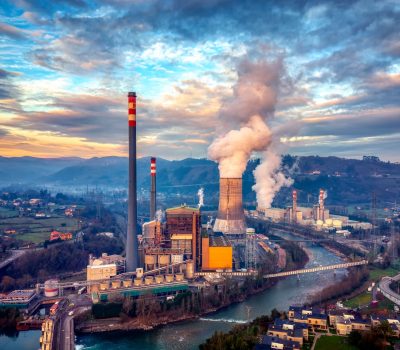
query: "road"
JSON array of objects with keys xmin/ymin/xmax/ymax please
[
  {"xmin": 0, "ymin": 249, "xmax": 26, "ymax": 269},
  {"xmin": 60, "ymin": 315, "xmax": 74, "ymax": 350},
  {"xmin": 379, "ymin": 273, "xmax": 400, "ymax": 306}
]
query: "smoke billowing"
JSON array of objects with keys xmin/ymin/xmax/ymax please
[
  {"xmin": 197, "ymin": 187, "xmax": 204, "ymax": 208},
  {"xmin": 208, "ymin": 55, "xmax": 293, "ymax": 208}
]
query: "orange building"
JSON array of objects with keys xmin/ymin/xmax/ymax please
[
  {"xmin": 202, "ymin": 234, "xmax": 232, "ymax": 271},
  {"xmin": 49, "ymin": 231, "xmax": 72, "ymax": 241}
]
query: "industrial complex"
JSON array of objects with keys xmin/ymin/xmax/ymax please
[{"xmin": 0, "ymin": 91, "xmax": 377, "ymax": 350}]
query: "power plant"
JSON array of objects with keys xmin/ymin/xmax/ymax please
[
  {"xmin": 126, "ymin": 91, "xmax": 139, "ymax": 272},
  {"xmin": 213, "ymin": 177, "xmax": 246, "ymax": 235}
]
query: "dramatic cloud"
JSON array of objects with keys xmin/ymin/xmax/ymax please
[{"xmin": 0, "ymin": 0, "xmax": 398, "ymax": 160}]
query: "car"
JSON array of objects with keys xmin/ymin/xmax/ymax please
[{"xmin": 68, "ymin": 311, "xmax": 74, "ymax": 316}]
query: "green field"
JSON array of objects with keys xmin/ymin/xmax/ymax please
[
  {"xmin": 369, "ymin": 266, "xmax": 399, "ymax": 281},
  {"xmin": 344, "ymin": 291, "xmax": 372, "ymax": 308},
  {"xmin": 0, "ymin": 216, "xmax": 78, "ymax": 243},
  {"xmin": 315, "ymin": 335, "xmax": 358, "ymax": 350},
  {"xmin": 0, "ymin": 207, "xmax": 18, "ymax": 219}
]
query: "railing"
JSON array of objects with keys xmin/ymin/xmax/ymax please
[{"xmin": 264, "ymin": 260, "xmax": 368, "ymax": 279}]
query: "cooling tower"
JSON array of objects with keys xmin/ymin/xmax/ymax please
[{"xmin": 213, "ymin": 178, "xmax": 246, "ymax": 235}]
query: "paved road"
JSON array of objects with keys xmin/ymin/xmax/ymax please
[
  {"xmin": 0, "ymin": 249, "xmax": 26, "ymax": 269},
  {"xmin": 60, "ymin": 315, "xmax": 74, "ymax": 350},
  {"xmin": 379, "ymin": 273, "xmax": 400, "ymax": 306}
]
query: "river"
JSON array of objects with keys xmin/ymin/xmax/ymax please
[{"xmin": 0, "ymin": 232, "xmax": 346, "ymax": 350}]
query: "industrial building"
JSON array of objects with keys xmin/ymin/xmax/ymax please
[
  {"xmin": 165, "ymin": 205, "xmax": 201, "ymax": 269},
  {"xmin": 0, "ymin": 289, "xmax": 37, "ymax": 309},
  {"xmin": 86, "ymin": 253, "xmax": 126, "ymax": 292},
  {"xmin": 201, "ymin": 232, "xmax": 233, "ymax": 270}
]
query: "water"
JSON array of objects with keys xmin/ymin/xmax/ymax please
[{"xmin": 0, "ymin": 232, "xmax": 346, "ymax": 350}]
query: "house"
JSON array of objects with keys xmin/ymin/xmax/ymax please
[
  {"xmin": 267, "ymin": 319, "xmax": 308, "ymax": 345},
  {"xmin": 257, "ymin": 335, "xmax": 301, "ymax": 350}
]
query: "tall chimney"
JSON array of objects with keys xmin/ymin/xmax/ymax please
[
  {"xmin": 126, "ymin": 92, "xmax": 138, "ymax": 271},
  {"xmin": 319, "ymin": 189, "xmax": 325, "ymax": 222},
  {"xmin": 292, "ymin": 190, "xmax": 297, "ymax": 223},
  {"xmin": 150, "ymin": 157, "xmax": 156, "ymax": 220},
  {"xmin": 213, "ymin": 178, "xmax": 246, "ymax": 235}
]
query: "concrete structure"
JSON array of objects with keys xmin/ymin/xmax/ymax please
[
  {"xmin": 86, "ymin": 253, "xmax": 125, "ymax": 291},
  {"xmin": 213, "ymin": 178, "xmax": 246, "ymax": 235},
  {"xmin": 142, "ymin": 220, "xmax": 162, "ymax": 244},
  {"xmin": 0, "ymin": 289, "xmax": 37, "ymax": 309},
  {"xmin": 201, "ymin": 234, "xmax": 232, "ymax": 270},
  {"xmin": 126, "ymin": 91, "xmax": 139, "ymax": 272},
  {"xmin": 150, "ymin": 157, "xmax": 156, "ymax": 220}
]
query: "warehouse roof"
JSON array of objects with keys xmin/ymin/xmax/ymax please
[{"xmin": 209, "ymin": 234, "xmax": 231, "ymax": 247}]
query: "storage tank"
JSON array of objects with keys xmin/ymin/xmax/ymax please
[
  {"xmin": 171, "ymin": 254, "xmax": 183, "ymax": 264},
  {"xmin": 145, "ymin": 276, "xmax": 154, "ymax": 285},
  {"xmin": 175, "ymin": 273, "xmax": 184, "ymax": 281},
  {"xmin": 185, "ymin": 261, "xmax": 194, "ymax": 279},
  {"xmin": 123, "ymin": 279, "xmax": 132, "ymax": 288},
  {"xmin": 136, "ymin": 267, "xmax": 144, "ymax": 278},
  {"xmin": 325, "ymin": 218, "xmax": 333, "ymax": 226},
  {"xmin": 158, "ymin": 254, "xmax": 170, "ymax": 267},
  {"xmin": 246, "ymin": 228, "xmax": 255, "ymax": 235},
  {"xmin": 134, "ymin": 278, "xmax": 142, "ymax": 286},
  {"xmin": 111, "ymin": 280, "xmax": 121, "ymax": 289},
  {"xmin": 44, "ymin": 279, "xmax": 59, "ymax": 297},
  {"xmin": 99, "ymin": 282, "xmax": 109, "ymax": 290},
  {"xmin": 155, "ymin": 275, "xmax": 164, "ymax": 284},
  {"xmin": 165, "ymin": 274, "xmax": 174, "ymax": 283}
]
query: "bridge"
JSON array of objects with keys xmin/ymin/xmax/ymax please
[
  {"xmin": 263, "ymin": 260, "xmax": 368, "ymax": 278},
  {"xmin": 379, "ymin": 273, "xmax": 400, "ymax": 306}
]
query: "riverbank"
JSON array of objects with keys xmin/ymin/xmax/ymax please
[
  {"xmin": 76, "ymin": 240, "xmax": 310, "ymax": 334},
  {"xmin": 76, "ymin": 276, "xmax": 285, "ymax": 334}
]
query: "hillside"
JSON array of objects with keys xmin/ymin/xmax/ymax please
[{"xmin": 0, "ymin": 155, "xmax": 399, "ymax": 207}]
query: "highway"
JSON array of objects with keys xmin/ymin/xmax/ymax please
[{"xmin": 379, "ymin": 273, "xmax": 400, "ymax": 306}]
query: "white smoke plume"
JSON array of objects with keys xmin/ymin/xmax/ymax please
[
  {"xmin": 197, "ymin": 187, "xmax": 204, "ymax": 208},
  {"xmin": 252, "ymin": 142, "xmax": 293, "ymax": 208},
  {"xmin": 155, "ymin": 209, "xmax": 164, "ymax": 222},
  {"xmin": 208, "ymin": 55, "xmax": 293, "ymax": 207}
]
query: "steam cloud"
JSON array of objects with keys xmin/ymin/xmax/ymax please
[
  {"xmin": 197, "ymin": 187, "xmax": 204, "ymax": 208},
  {"xmin": 208, "ymin": 55, "xmax": 293, "ymax": 208}
]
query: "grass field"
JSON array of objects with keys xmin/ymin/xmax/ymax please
[
  {"xmin": 315, "ymin": 335, "xmax": 358, "ymax": 350},
  {"xmin": 0, "ymin": 215, "xmax": 78, "ymax": 243},
  {"xmin": 343, "ymin": 291, "xmax": 372, "ymax": 308},
  {"xmin": 369, "ymin": 266, "xmax": 399, "ymax": 281},
  {"xmin": 0, "ymin": 207, "xmax": 18, "ymax": 219}
]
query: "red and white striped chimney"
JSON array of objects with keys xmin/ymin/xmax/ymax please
[{"xmin": 150, "ymin": 157, "xmax": 156, "ymax": 220}]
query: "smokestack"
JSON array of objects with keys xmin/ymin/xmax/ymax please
[
  {"xmin": 319, "ymin": 189, "xmax": 325, "ymax": 222},
  {"xmin": 213, "ymin": 178, "xmax": 246, "ymax": 235},
  {"xmin": 292, "ymin": 190, "xmax": 297, "ymax": 223},
  {"xmin": 150, "ymin": 157, "xmax": 156, "ymax": 220},
  {"xmin": 126, "ymin": 92, "xmax": 139, "ymax": 272}
]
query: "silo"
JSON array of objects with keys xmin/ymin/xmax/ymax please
[{"xmin": 44, "ymin": 279, "xmax": 59, "ymax": 297}]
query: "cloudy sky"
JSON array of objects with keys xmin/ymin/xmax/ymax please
[{"xmin": 0, "ymin": 0, "xmax": 399, "ymax": 160}]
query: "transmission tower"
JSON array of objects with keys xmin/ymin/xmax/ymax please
[
  {"xmin": 245, "ymin": 230, "xmax": 257, "ymax": 270},
  {"xmin": 371, "ymin": 192, "xmax": 377, "ymax": 257}
]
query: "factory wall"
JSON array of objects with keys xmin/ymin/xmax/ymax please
[{"xmin": 208, "ymin": 246, "xmax": 233, "ymax": 270}]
